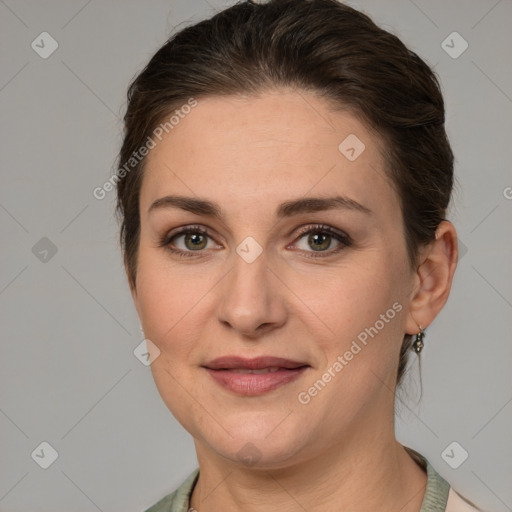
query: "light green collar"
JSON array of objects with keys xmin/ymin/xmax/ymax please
[{"xmin": 145, "ymin": 453, "xmax": 450, "ymax": 512}]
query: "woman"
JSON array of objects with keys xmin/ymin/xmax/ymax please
[{"xmin": 115, "ymin": 0, "xmax": 482, "ymax": 510}]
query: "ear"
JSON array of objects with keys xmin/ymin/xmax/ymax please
[{"xmin": 405, "ymin": 220, "xmax": 459, "ymax": 335}]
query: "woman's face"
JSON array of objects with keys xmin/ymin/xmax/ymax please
[{"xmin": 131, "ymin": 89, "xmax": 419, "ymax": 468}]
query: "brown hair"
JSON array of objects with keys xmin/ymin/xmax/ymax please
[{"xmin": 115, "ymin": 0, "xmax": 454, "ymax": 386}]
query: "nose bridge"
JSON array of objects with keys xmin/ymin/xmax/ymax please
[{"xmin": 216, "ymin": 243, "xmax": 285, "ymax": 334}]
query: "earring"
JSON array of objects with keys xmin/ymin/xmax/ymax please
[{"xmin": 412, "ymin": 326, "xmax": 425, "ymax": 354}]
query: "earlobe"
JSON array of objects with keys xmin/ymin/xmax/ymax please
[{"xmin": 405, "ymin": 221, "xmax": 459, "ymax": 335}]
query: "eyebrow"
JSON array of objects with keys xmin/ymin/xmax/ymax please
[{"xmin": 147, "ymin": 194, "xmax": 373, "ymax": 219}]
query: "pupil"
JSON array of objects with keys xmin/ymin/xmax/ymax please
[
  {"xmin": 186, "ymin": 233, "xmax": 205, "ymax": 249},
  {"xmin": 309, "ymin": 233, "xmax": 330, "ymax": 251}
]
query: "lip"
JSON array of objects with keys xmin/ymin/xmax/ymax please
[
  {"xmin": 204, "ymin": 356, "xmax": 308, "ymax": 370},
  {"xmin": 202, "ymin": 356, "xmax": 310, "ymax": 396}
]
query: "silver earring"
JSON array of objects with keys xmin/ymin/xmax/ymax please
[{"xmin": 412, "ymin": 326, "xmax": 425, "ymax": 354}]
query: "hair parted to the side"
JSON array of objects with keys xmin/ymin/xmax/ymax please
[{"xmin": 115, "ymin": 0, "xmax": 454, "ymax": 386}]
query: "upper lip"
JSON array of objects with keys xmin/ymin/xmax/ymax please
[{"xmin": 203, "ymin": 356, "xmax": 309, "ymax": 370}]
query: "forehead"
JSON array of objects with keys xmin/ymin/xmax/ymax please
[{"xmin": 140, "ymin": 89, "xmax": 397, "ymax": 221}]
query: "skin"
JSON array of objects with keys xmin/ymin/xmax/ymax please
[{"xmin": 129, "ymin": 89, "xmax": 458, "ymax": 512}]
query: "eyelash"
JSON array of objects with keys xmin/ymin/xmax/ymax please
[{"xmin": 159, "ymin": 224, "xmax": 352, "ymax": 259}]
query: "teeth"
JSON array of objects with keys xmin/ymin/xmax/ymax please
[{"xmin": 227, "ymin": 367, "xmax": 282, "ymax": 374}]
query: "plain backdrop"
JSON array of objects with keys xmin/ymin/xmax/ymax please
[{"xmin": 1, "ymin": 0, "xmax": 511, "ymax": 511}]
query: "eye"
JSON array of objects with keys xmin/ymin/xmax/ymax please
[
  {"xmin": 159, "ymin": 226, "xmax": 219, "ymax": 258},
  {"xmin": 292, "ymin": 224, "xmax": 352, "ymax": 257},
  {"xmin": 160, "ymin": 223, "xmax": 352, "ymax": 259}
]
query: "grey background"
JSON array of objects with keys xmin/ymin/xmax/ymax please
[{"xmin": 0, "ymin": 0, "xmax": 511, "ymax": 511}]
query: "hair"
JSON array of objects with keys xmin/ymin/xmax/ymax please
[{"xmin": 115, "ymin": 0, "xmax": 454, "ymax": 386}]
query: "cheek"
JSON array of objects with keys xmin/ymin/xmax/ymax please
[
  {"xmin": 300, "ymin": 258, "xmax": 407, "ymax": 385},
  {"xmin": 297, "ymin": 260, "xmax": 400, "ymax": 335},
  {"xmin": 135, "ymin": 254, "xmax": 215, "ymax": 429},
  {"xmin": 296, "ymin": 274, "xmax": 405, "ymax": 427},
  {"xmin": 134, "ymin": 250, "xmax": 211, "ymax": 353}
]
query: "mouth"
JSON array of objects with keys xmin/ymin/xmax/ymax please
[
  {"xmin": 219, "ymin": 366, "xmax": 291, "ymax": 374},
  {"xmin": 202, "ymin": 356, "xmax": 310, "ymax": 395}
]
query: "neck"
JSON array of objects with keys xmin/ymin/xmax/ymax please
[{"xmin": 189, "ymin": 419, "xmax": 427, "ymax": 512}]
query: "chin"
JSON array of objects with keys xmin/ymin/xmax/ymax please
[
  {"xmin": 214, "ymin": 438, "xmax": 306, "ymax": 470},
  {"xmin": 194, "ymin": 413, "xmax": 312, "ymax": 468}
]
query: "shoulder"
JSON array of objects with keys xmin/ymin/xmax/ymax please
[
  {"xmin": 404, "ymin": 447, "xmax": 487, "ymax": 512},
  {"xmin": 142, "ymin": 469, "xmax": 199, "ymax": 512},
  {"xmin": 446, "ymin": 488, "xmax": 485, "ymax": 512}
]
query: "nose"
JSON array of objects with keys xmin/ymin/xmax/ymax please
[{"xmin": 215, "ymin": 250, "xmax": 287, "ymax": 338}]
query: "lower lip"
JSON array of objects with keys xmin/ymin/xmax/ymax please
[{"xmin": 205, "ymin": 367, "xmax": 309, "ymax": 396}]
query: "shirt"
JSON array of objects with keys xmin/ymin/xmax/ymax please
[{"xmin": 143, "ymin": 453, "xmax": 482, "ymax": 512}]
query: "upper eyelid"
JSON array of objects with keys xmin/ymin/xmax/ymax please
[{"xmin": 165, "ymin": 224, "xmax": 350, "ymax": 249}]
